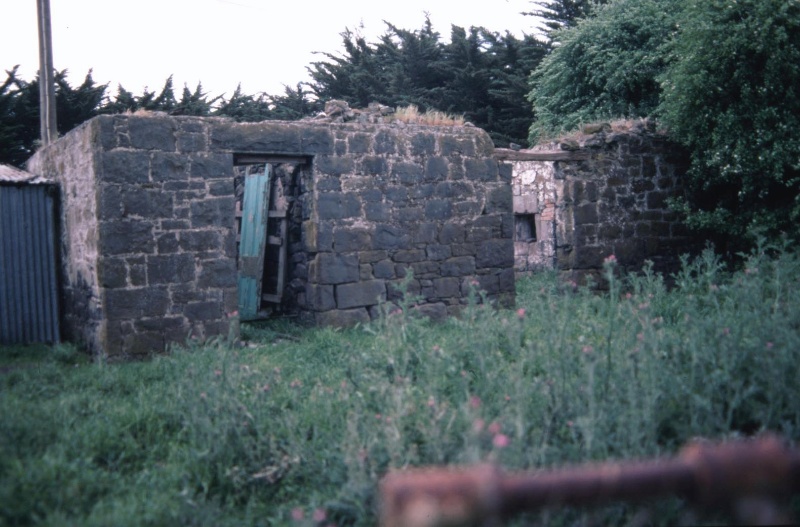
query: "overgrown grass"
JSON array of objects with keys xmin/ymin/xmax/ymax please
[{"xmin": 2, "ymin": 243, "xmax": 799, "ymax": 526}]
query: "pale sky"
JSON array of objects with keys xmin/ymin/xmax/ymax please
[{"xmin": 2, "ymin": 0, "xmax": 539, "ymax": 101}]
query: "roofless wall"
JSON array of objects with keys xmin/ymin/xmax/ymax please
[{"xmin": 26, "ymin": 114, "xmax": 514, "ymax": 358}]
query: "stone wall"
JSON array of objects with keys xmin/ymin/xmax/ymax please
[
  {"xmin": 498, "ymin": 124, "xmax": 697, "ymax": 284},
  {"xmin": 27, "ymin": 113, "xmax": 513, "ymax": 357},
  {"xmin": 26, "ymin": 120, "xmax": 102, "ymax": 351}
]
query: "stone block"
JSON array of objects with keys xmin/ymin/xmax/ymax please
[
  {"xmin": 464, "ymin": 159, "xmax": 498, "ymax": 181},
  {"xmin": 105, "ymin": 287, "xmax": 170, "ymax": 320},
  {"xmin": 210, "ymin": 121, "xmax": 302, "ymax": 152},
  {"xmin": 373, "ymin": 259, "xmax": 395, "ymax": 279},
  {"xmin": 311, "ymin": 253, "xmax": 360, "ymax": 284},
  {"xmin": 395, "ymin": 207, "xmax": 423, "ymax": 223},
  {"xmin": 574, "ymin": 203, "xmax": 599, "ymax": 225},
  {"xmin": 646, "ymin": 191, "xmax": 668, "ymax": 210},
  {"xmin": 305, "ymin": 283, "xmax": 335, "ymax": 311},
  {"xmin": 190, "ymin": 154, "xmax": 233, "ymax": 180},
  {"xmin": 348, "ymin": 133, "xmax": 372, "ymax": 154},
  {"xmin": 362, "ymin": 156, "xmax": 388, "ymax": 175},
  {"xmin": 198, "ymin": 258, "xmax": 238, "ymax": 288},
  {"xmin": 99, "ymin": 258, "xmax": 127, "ymax": 288},
  {"xmin": 190, "ymin": 197, "xmax": 235, "ymax": 228},
  {"xmin": 128, "ymin": 116, "xmax": 177, "ymax": 151},
  {"xmin": 424, "ymin": 200, "xmax": 452, "ymax": 220},
  {"xmin": 184, "ymin": 301, "xmax": 222, "ymax": 321},
  {"xmin": 485, "ymin": 186, "xmax": 512, "ymax": 214},
  {"xmin": 393, "ymin": 250, "xmax": 425, "ymax": 263},
  {"xmin": 476, "ymin": 239, "xmax": 514, "ymax": 269},
  {"xmin": 208, "ymin": 180, "xmax": 233, "ymax": 196},
  {"xmin": 336, "ymin": 280, "xmax": 386, "ymax": 309},
  {"xmin": 374, "ymin": 130, "xmax": 396, "ymax": 154},
  {"xmin": 178, "ymin": 230, "xmax": 221, "ymax": 252},
  {"xmin": 315, "ymin": 308, "xmax": 370, "ymax": 327},
  {"xmin": 315, "ymin": 156, "xmax": 355, "ymax": 176},
  {"xmin": 439, "ymin": 222, "xmax": 466, "ymax": 244},
  {"xmin": 123, "ymin": 188, "xmax": 174, "ymax": 219},
  {"xmin": 364, "ymin": 202, "xmax": 391, "ymax": 222},
  {"xmin": 317, "ymin": 192, "xmax": 362, "ymax": 220},
  {"xmin": 177, "ymin": 133, "xmax": 206, "ymax": 152},
  {"xmin": 334, "ymin": 228, "xmax": 372, "ymax": 252},
  {"xmin": 101, "ymin": 150, "xmax": 150, "ymax": 184},
  {"xmin": 152, "ymin": 153, "xmax": 189, "ymax": 182},
  {"xmin": 416, "ymin": 223, "xmax": 438, "ymax": 244},
  {"xmin": 385, "ymin": 186, "xmax": 409, "ymax": 204},
  {"xmin": 412, "ymin": 302, "xmax": 448, "ymax": 322},
  {"xmin": 374, "ymin": 224, "xmax": 410, "ymax": 250},
  {"xmin": 441, "ymin": 256, "xmax": 476, "ymax": 277},
  {"xmin": 513, "ymin": 194, "xmax": 538, "ymax": 214},
  {"xmin": 424, "ymin": 157, "xmax": 449, "ymax": 181},
  {"xmin": 147, "ymin": 254, "xmax": 196, "ymax": 284},
  {"xmin": 433, "ymin": 277, "xmax": 460, "ymax": 298},
  {"xmin": 426, "ymin": 245, "xmax": 451, "ymax": 261},
  {"xmin": 393, "ymin": 162, "xmax": 423, "ymax": 185},
  {"xmin": 100, "ymin": 220, "xmax": 155, "ymax": 255},
  {"xmin": 411, "ymin": 133, "xmax": 435, "ymax": 156},
  {"xmin": 300, "ymin": 126, "xmax": 334, "ymax": 154},
  {"xmin": 412, "ymin": 261, "xmax": 440, "ymax": 278},
  {"xmin": 439, "ymin": 136, "xmax": 476, "ymax": 157},
  {"xmin": 359, "ymin": 250, "xmax": 388, "ymax": 264}
]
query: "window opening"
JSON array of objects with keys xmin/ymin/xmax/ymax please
[{"xmin": 514, "ymin": 213, "xmax": 538, "ymax": 242}]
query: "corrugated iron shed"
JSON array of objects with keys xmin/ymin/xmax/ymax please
[{"xmin": 0, "ymin": 165, "xmax": 60, "ymax": 344}]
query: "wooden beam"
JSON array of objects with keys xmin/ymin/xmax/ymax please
[{"xmin": 494, "ymin": 148, "xmax": 592, "ymax": 162}]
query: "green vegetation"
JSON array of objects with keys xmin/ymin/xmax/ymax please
[
  {"xmin": 658, "ymin": 0, "xmax": 800, "ymax": 249},
  {"xmin": 527, "ymin": 0, "xmax": 800, "ymax": 251},
  {"xmin": 2, "ymin": 244, "xmax": 799, "ymax": 526},
  {"xmin": 527, "ymin": 0, "xmax": 676, "ymax": 141}
]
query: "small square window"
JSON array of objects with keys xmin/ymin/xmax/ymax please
[{"xmin": 515, "ymin": 213, "xmax": 538, "ymax": 242}]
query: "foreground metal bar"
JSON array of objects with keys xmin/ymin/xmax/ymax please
[{"xmin": 379, "ymin": 435, "xmax": 800, "ymax": 527}]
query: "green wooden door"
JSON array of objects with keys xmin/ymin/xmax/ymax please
[{"xmin": 237, "ymin": 165, "xmax": 271, "ymax": 320}]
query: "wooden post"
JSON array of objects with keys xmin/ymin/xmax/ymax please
[{"xmin": 37, "ymin": 0, "xmax": 57, "ymax": 145}]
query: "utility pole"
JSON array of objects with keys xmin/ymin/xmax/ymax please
[{"xmin": 37, "ymin": 0, "xmax": 57, "ymax": 145}]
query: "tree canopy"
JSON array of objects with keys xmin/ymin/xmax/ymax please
[
  {"xmin": 527, "ymin": 0, "xmax": 676, "ymax": 142},
  {"xmin": 658, "ymin": 0, "xmax": 800, "ymax": 248},
  {"xmin": 527, "ymin": 0, "xmax": 800, "ymax": 249},
  {"xmin": 307, "ymin": 19, "xmax": 547, "ymax": 146}
]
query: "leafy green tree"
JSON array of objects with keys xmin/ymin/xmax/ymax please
[
  {"xmin": 527, "ymin": 0, "xmax": 677, "ymax": 142},
  {"xmin": 525, "ymin": 0, "xmax": 606, "ymax": 34},
  {"xmin": 658, "ymin": 0, "xmax": 800, "ymax": 248}
]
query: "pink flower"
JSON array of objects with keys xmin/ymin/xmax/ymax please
[
  {"xmin": 516, "ymin": 308, "xmax": 526, "ymax": 319},
  {"xmin": 504, "ymin": 394, "xmax": 511, "ymax": 402},
  {"xmin": 214, "ymin": 369, "xmax": 222, "ymax": 377},
  {"xmin": 488, "ymin": 421, "xmax": 502, "ymax": 435},
  {"xmin": 313, "ymin": 508, "xmax": 327, "ymax": 522},
  {"xmin": 427, "ymin": 396, "xmax": 436, "ymax": 408},
  {"xmin": 492, "ymin": 434, "xmax": 510, "ymax": 448},
  {"xmin": 291, "ymin": 508, "xmax": 305, "ymax": 521},
  {"xmin": 567, "ymin": 420, "xmax": 574, "ymax": 428},
  {"xmin": 469, "ymin": 395, "xmax": 481, "ymax": 409},
  {"xmin": 766, "ymin": 341, "xmax": 774, "ymax": 350},
  {"xmin": 604, "ymin": 254, "xmax": 617, "ymax": 265},
  {"xmin": 472, "ymin": 418, "xmax": 485, "ymax": 433},
  {"xmin": 582, "ymin": 345, "xmax": 593, "ymax": 355}
]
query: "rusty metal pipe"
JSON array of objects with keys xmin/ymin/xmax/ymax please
[{"xmin": 379, "ymin": 435, "xmax": 800, "ymax": 527}]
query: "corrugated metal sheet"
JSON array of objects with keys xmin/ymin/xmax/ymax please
[
  {"xmin": 0, "ymin": 163, "xmax": 52, "ymax": 184},
  {"xmin": 0, "ymin": 183, "xmax": 60, "ymax": 344}
]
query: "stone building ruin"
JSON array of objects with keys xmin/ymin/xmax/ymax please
[
  {"xmin": 498, "ymin": 121, "xmax": 697, "ymax": 285},
  {"xmin": 23, "ymin": 107, "xmax": 698, "ymax": 359},
  {"xmin": 26, "ymin": 112, "xmax": 514, "ymax": 358}
]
